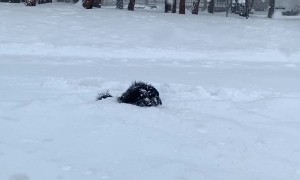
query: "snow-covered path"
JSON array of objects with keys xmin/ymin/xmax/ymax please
[{"xmin": 1, "ymin": 3, "xmax": 300, "ymax": 180}]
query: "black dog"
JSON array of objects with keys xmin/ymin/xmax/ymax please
[{"xmin": 97, "ymin": 81, "xmax": 162, "ymax": 107}]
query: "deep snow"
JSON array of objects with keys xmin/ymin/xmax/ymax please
[{"xmin": 1, "ymin": 2, "xmax": 300, "ymax": 180}]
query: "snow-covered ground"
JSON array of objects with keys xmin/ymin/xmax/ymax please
[{"xmin": 1, "ymin": 2, "xmax": 300, "ymax": 180}]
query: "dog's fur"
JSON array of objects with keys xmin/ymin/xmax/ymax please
[
  {"xmin": 118, "ymin": 82, "xmax": 162, "ymax": 107},
  {"xmin": 96, "ymin": 91, "xmax": 113, "ymax": 101},
  {"xmin": 97, "ymin": 81, "xmax": 162, "ymax": 107}
]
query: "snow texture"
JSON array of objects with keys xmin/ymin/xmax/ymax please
[{"xmin": 1, "ymin": 2, "xmax": 300, "ymax": 180}]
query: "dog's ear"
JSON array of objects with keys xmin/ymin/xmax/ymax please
[{"xmin": 96, "ymin": 90, "xmax": 113, "ymax": 101}]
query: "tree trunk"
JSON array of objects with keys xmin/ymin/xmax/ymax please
[
  {"xmin": 207, "ymin": 0, "xmax": 214, "ymax": 13},
  {"xmin": 116, "ymin": 0, "xmax": 123, "ymax": 9},
  {"xmin": 191, "ymin": 0, "xmax": 200, "ymax": 14},
  {"xmin": 268, "ymin": 0, "xmax": 275, "ymax": 18},
  {"xmin": 25, "ymin": 0, "xmax": 36, "ymax": 6},
  {"xmin": 202, "ymin": 0, "xmax": 208, "ymax": 11},
  {"xmin": 226, "ymin": 0, "xmax": 230, "ymax": 17},
  {"xmin": 172, "ymin": 0, "xmax": 177, "ymax": 13},
  {"xmin": 165, "ymin": 0, "xmax": 172, "ymax": 13},
  {"xmin": 93, "ymin": 0, "xmax": 101, "ymax": 8},
  {"xmin": 83, "ymin": 0, "xmax": 94, "ymax": 9},
  {"xmin": 179, "ymin": 0, "xmax": 185, "ymax": 14},
  {"xmin": 9, "ymin": 0, "xmax": 21, "ymax": 2},
  {"xmin": 250, "ymin": 0, "xmax": 255, "ymax": 11},
  {"xmin": 127, "ymin": 0, "xmax": 135, "ymax": 11},
  {"xmin": 38, "ymin": 0, "xmax": 52, "ymax": 4}
]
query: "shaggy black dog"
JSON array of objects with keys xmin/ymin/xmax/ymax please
[
  {"xmin": 97, "ymin": 81, "xmax": 162, "ymax": 107},
  {"xmin": 118, "ymin": 82, "xmax": 162, "ymax": 107}
]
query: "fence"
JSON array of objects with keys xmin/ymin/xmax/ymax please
[{"xmin": 0, "ymin": 0, "xmax": 229, "ymax": 11}]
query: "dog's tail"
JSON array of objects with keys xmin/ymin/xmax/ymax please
[{"xmin": 96, "ymin": 90, "xmax": 113, "ymax": 101}]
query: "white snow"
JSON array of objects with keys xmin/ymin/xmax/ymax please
[{"xmin": 1, "ymin": 2, "xmax": 300, "ymax": 180}]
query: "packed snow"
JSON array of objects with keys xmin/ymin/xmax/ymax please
[{"xmin": 1, "ymin": 2, "xmax": 300, "ymax": 180}]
